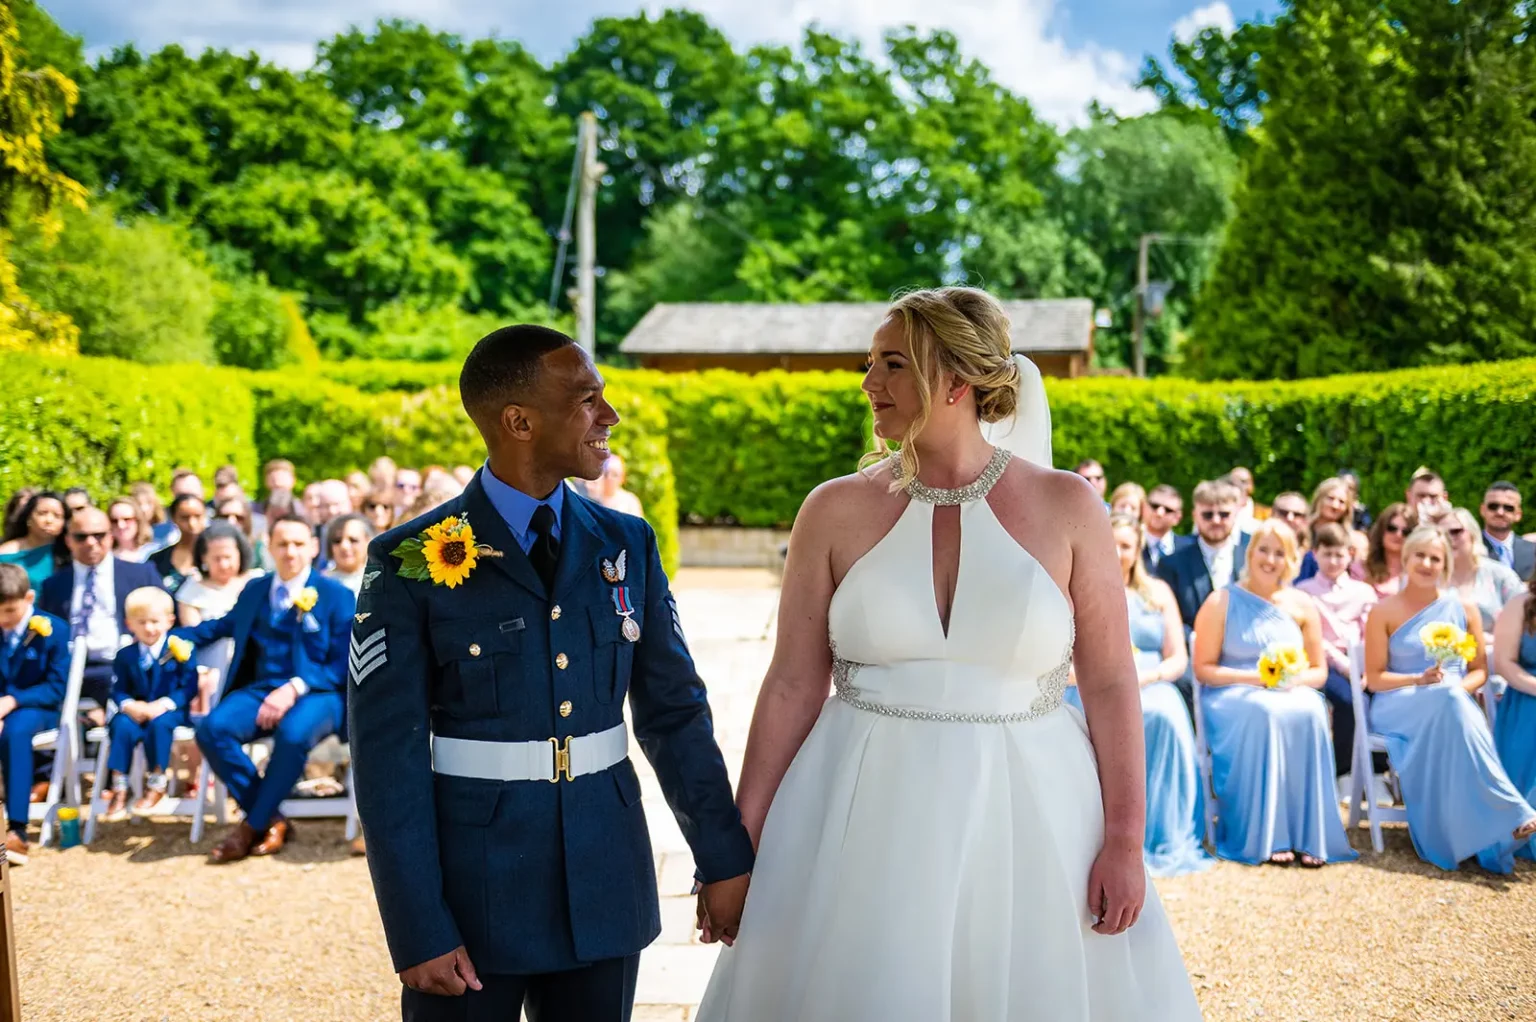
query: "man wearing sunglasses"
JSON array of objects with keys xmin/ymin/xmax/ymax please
[
  {"xmin": 1481, "ymin": 482, "xmax": 1534, "ymax": 581},
  {"xmin": 1156, "ymin": 478, "xmax": 1251, "ymax": 653},
  {"xmin": 1141, "ymin": 484, "xmax": 1192, "ymax": 572},
  {"xmin": 39, "ymin": 507, "xmax": 166, "ymax": 712}
]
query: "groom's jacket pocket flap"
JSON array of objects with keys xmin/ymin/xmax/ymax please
[
  {"xmin": 613, "ymin": 760, "xmax": 642, "ymax": 807},
  {"xmin": 429, "ymin": 618, "xmax": 522, "ymax": 666},
  {"xmin": 434, "ymin": 776, "xmax": 501, "ymax": 827}
]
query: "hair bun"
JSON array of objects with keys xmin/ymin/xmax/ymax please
[{"xmin": 975, "ymin": 356, "xmax": 1020, "ymax": 424}]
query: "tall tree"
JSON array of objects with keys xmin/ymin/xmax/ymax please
[
  {"xmin": 1139, "ymin": 21, "xmax": 1275, "ymax": 155},
  {"xmin": 1189, "ymin": 0, "xmax": 1536, "ymax": 379}
]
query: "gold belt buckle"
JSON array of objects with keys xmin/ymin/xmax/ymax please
[{"xmin": 548, "ymin": 736, "xmax": 574, "ymax": 783}]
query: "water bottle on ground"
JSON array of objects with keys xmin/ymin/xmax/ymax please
[{"xmin": 57, "ymin": 806, "xmax": 81, "ymax": 849}]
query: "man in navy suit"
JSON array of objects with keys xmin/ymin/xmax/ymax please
[
  {"xmin": 1140, "ymin": 484, "xmax": 1193, "ymax": 573},
  {"xmin": 40, "ymin": 506, "xmax": 165, "ymax": 711},
  {"xmin": 1157, "ymin": 479, "xmax": 1250, "ymax": 702},
  {"xmin": 177, "ymin": 514, "xmax": 356, "ymax": 862},
  {"xmin": 1481, "ymin": 482, "xmax": 1535, "ymax": 581},
  {"xmin": 351, "ymin": 326, "xmax": 752, "ymax": 1021},
  {"xmin": 0, "ymin": 562, "xmax": 70, "ymax": 864}
]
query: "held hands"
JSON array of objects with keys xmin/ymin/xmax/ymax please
[
  {"xmin": 256, "ymin": 683, "xmax": 299, "ymax": 729},
  {"xmin": 1086, "ymin": 838, "xmax": 1145, "ymax": 936},
  {"xmin": 122, "ymin": 700, "xmax": 152, "ymax": 725},
  {"xmin": 694, "ymin": 874, "xmax": 751, "ymax": 946},
  {"xmin": 400, "ymin": 945, "xmax": 483, "ymax": 997}
]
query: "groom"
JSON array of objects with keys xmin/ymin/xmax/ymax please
[{"xmin": 350, "ymin": 325, "xmax": 754, "ymax": 1021}]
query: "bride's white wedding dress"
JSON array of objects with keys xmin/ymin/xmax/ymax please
[{"xmin": 696, "ymin": 445, "xmax": 1203, "ymax": 1020}]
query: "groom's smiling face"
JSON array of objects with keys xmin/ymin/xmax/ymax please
[{"xmin": 863, "ymin": 316, "xmax": 924, "ymax": 441}]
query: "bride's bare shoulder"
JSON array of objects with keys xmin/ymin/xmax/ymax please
[
  {"xmin": 799, "ymin": 462, "xmax": 894, "ymax": 519},
  {"xmin": 995, "ymin": 458, "xmax": 1106, "ymax": 524}
]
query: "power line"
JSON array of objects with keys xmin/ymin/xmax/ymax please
[{"xmin": 547, "ymin": 133, "xmax": 581, "ymax": 311}]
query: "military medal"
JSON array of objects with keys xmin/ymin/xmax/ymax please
[
  {"xmin": 611, "ymin": 586, "xmax": 641, "ymax": 642},
  {"xmin": 601, "ymin": 550, "xmax": 628, "ymax": 584}
]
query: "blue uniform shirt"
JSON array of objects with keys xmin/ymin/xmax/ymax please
[{"xmin": 480, "ymin": 462, "xmax": 564, "ymax": 554}]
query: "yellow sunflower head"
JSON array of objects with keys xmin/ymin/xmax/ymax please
[
  {"xmin": 1422, "ymin": 622, "xmax": 1457, "ymax": 649},
  {"xmin": 27, "ymin": 615, "xmax": 52, "ymax": 638},
  {"xmin": 167, "ymin": 636, "xmax": 193, "ymax": 663},
  {"xmin": 423, "ymin": 518, "xmax": 479, "ymax": 589},
  {"xmin": 1278, "ymin": 645, "xmax": 1303, "ymax": 671},
  {"xmin": 1455, "ymin": 634, "xmax": 1478, "ymax": 663},
  {"xmin": 1259, "ymin": 656, "xmax": 1283, "ymax": 688}
]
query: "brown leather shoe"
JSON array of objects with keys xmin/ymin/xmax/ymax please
[
  {"xmin": 348, "ymin": 834, "xmax": 366, "ymax": 857},
  {"xmin": 209, "ymin": 823, "xmax": 259, "ymax": 864},
  {"xmin": 251, "ymin": 818, "xmax": 292, "ymax": 856},
  {"xmin": 132, "ymin": 790, "xmax": 166, "ymax": 814},
  {"xmin": 3, "ymin": 830, "xmax": 27, "ymax": 866},
  {"xmin": 29, "ymin": 781, "xmax": 48, "ymax": 803}
]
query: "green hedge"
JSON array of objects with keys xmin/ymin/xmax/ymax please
[
  {"xmin": 0, "ymin": 353, "xmax": 257, "ymax": 499},
  {"xmin": 0, "ymin": 354, "xmax": 680, "ymax": 574},
  {"xmin": 316, "ymin": 360, "xmax": 458, "ymax": 394}
]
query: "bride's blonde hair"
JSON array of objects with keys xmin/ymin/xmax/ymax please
[{"xmin": 862, "ymin": 287, "xmax": 1022, "ymax": 486}]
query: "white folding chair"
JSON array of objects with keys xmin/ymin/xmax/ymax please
[
  {"xmin": 188, "ymin": 641, "xmax": 359, "ymax": 844},
  {"xmin": 82, "ymin": 679, "xmax": 212, "ymax": 846},
  {"xmin": 20, "ymin": 639, "xmax": 88, "ymax": 847},
  {"xmin": 1484, "ymin": 675, "xmax": 1505, "ymax": 734},
  {"xmin": 1345, "ymin": 641, "xmax": 1407, "ymax": 853},
  {"xmin": 1187, "ymin": 631, "xmax": 1219, "ymax": 849}
]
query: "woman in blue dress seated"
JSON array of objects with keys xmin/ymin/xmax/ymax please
[
  {"xmin": 1193, "ymin": 519, "xmax": 1356, "ymax": 867},
  {"xmin": 1493, "ymin": 575, "xmax": 1536, "ymax": 862},
  {"xmin": 1365, "ymin": 526, "xmax": 1536, "ymax": 874},
  {"xmin": 1066, "ymin": 514, "xmax": 1210, "ymax": 876}
]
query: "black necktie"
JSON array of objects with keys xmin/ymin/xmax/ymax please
[{"xmin": 529, "ymin": 504, "xmax": 560, "ymax": 593}]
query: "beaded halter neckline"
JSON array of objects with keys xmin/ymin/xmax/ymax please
[{"xmin": 892, "ymin": 446, "xmax": 1012, "ymax": 506}]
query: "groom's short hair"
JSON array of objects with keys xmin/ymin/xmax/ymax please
[{"xmin": 460, "ymin": 325, "xmax": 575, "ymax": 424}]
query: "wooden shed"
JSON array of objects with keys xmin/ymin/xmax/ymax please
[{"xmin": 618, "ymin": 299, "xmax": 1095, "ymax": 378}]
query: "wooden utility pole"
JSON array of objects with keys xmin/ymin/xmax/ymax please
[
  {"xmin": 1132, "ymin": 233, "xmax": 1152, "ymax": 379},
  {"xmin": 574, "ymin": 112, "xmax": 602, "ymax": 353}
]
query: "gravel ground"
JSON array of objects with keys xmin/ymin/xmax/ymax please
[{"xmin": 13, "ymin": 818, "xmax": 1534, "ymax": 1021}]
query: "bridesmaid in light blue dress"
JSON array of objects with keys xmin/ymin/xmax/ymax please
[
  {"xmin": 1365, "ymin": 527, "xmax": 1536, "ymax": 874},
  {"xmin": 1193, "ymin": 520, "xmax": 1356, "ymax": 866},
  {"xmin": 1066, "ymin": 516, "xmax": 1211, "ymax": 876},
  {"xmin": 1492, "ymin": 588, "xmax": 1536, "ymax": 862}
]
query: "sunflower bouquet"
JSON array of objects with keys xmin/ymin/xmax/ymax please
[
  {"xmin": 1419, "ymin": 621, "xmax": 1476, "ymax": 668},
  {"xmin": 392, "ymin": 513, "xmax": 503, "ymax": 589},
  {"xmin": 1258, "ymin": 643, "xmax": 1306, "ymax": 689}
]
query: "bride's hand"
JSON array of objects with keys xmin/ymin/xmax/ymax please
[{"xmin": 1086, "ymin": 840, "xmax": 1145, "ymax": 936}]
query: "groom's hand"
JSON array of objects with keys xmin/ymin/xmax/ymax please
[
  {"xmin": 399, "ymin": 946, "xmax": 483, "ymax": 997},
  {"xmin": 696, "ymin": 874, "xmax": 751, "ymax": 946},
  {"xmin": 1087, "ymin": 840, "xmax": 1145, "ymax": 936}
]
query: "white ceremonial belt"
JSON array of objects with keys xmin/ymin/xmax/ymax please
[{"xmin": 430, "ymin": 724, "xmax": 628, "ymax": 783}]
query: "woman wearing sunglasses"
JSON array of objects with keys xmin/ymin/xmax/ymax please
[
  {"xmin": 1361, "ymin": 502, "xmax": 1417, "ymax": 598},
  {"xmin": 1446, "ymin": 507, "xmax": 1523, "ymax": 632}
]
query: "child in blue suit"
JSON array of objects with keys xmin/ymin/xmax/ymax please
[
  {"xmin": 101, "ymin": 587, "xmax": 200, "ymax": 821},
  {"xmin": 0, "ymin": 562, "xmax": 70, "ymax": 864}
]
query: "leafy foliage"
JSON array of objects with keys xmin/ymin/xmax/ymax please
[{"xmin": 1188, "ymin": 0, "xmax": 1536, "ymax": 379}]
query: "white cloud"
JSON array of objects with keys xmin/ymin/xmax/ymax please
[
  {"xmin": 52, "ymin": 0, "xmax": 1155, "ymax": 125},
  {"xmin": 1171, "ymin": 2, "xmax": 1236, "ymax": 44}
]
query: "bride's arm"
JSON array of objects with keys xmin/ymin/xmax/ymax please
[
  {"xmin": 1060, "ymin": 475, "xmax": 1146, "ymax": 935},
  {"xmin": 734, "ymin": 483, "xmax": 841, "ymax": 849}
]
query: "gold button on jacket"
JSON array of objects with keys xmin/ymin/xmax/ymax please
[
  {"xmin": 551, "ymin": 605, "xmax": 562, "ymax": 621},
  {"xmin": 558, "ymin": 700, "xmax": 573, "ymax": 718},
  {"xmin": 555, "ymin": 653, "xmax": 569, "ymax": 670},
  {"xmin": 468, "ymin": 643, "xmax": 481, "ymax": 657}
]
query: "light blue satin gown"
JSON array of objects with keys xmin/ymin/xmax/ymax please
[
  {"xmin": 1377, "ymin": 594, "xmax": 1536, "ymax": 873},
  {"xmin": 1200, "ymin": 585, "xmax": 1357, "ymax": 864},
  {"xmin": 1492, "ymin": 627, "xmax": 1536, "ymax": 861},
  {"xmin": 1065, "ymin": 590, "xmax": 1212, "ymax": 876}
]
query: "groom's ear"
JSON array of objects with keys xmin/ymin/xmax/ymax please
[{"xmin": 499, "ymin": 402, "xmax": 536, "ymax": 442}]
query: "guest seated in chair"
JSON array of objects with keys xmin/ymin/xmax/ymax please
[
  {"xmin": 1066, "ymin": 515, "xmax": 1209, "ymax": 876},
  {"xmin": 1192, "ymin": 520, "xmax": 1356, "ymax": 867},
  {"xmin": 1296, "ymin": 523, "xmax": 1379, "ymax": 780},
  {"xmin": 177, "ymin": 515, "xmax": 356, "ymax": 863},
  {"xmin": 100, "ymin": 587, "xmax": 200, "ymax": 822},
  {"xmin": 0, "ymin": 563, "xmax": 69, "ymax": 864},
  {"xmin": 1365, "ymin": 526, "xmax": 1536, "ymax": 874},
  {"xmin": 1492, "ymin": 575, "xmax": 1536, "ymax": 862}
]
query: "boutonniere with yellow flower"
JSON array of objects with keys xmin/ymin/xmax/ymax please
[
  {"xmin": 392, "ymin": 513, "xmax": 503, "ymax": 589},
  {"xmin": 292, "ymin": 587, "xmax": 319, "ymax": 616},
  {"xmin": 1420, "ymin": 622, "xmax": 1476, "ymax": 668},
  {"xmin": 162, "ymin": 636, "xmax": 193, "ymax": 665},
  {"xmin": 1258, "ymin": 643, "xmax": 1307, "ymax": 689},
  {"xmin": 23, "ymin": 615, "xmax": 51, "ymax": 646}
]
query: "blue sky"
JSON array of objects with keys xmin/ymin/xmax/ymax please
[{"xmin": 41, "ymin": 0, "xmax": 1281, "ymax": 125}]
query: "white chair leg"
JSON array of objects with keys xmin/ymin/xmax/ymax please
[
  {"xmin": 83, "ymin": 732, "xmax": 113, "ymax": 845},
  {"xmin": 190, "ymin": 760, "xmax": 213, "ymax": 844},
  {"xmin": 344, "ymin": 776, "xmax": 360, "ymax": 842},
  {"xmin": 38, "ymin": 736, "xmax": 70, "ymax": 848}
]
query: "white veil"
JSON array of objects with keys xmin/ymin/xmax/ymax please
[{"xmin": 981, "ymin": 354, "xmax": 1052, "ymax": 467}]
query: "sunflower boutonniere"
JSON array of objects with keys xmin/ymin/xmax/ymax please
[
  {"xmin": 24, "ymin": 615, "xmax": 51, "ymax": 645},
  {"xmin": 392, "ymin": 513, "xmax": 503, "ymax": 589},
  {"xmin": 163, "ymin": 636, "xmax": 193, "ymax": 664},
  {"xmin": 292, "ymin": 587, "xmax": 319, "ymax": 616}
]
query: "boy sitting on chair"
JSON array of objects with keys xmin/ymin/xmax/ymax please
[
  {"xmin": 101, "ymin": 587, "xmax": 199, "ymax": 821},
  {"xmin": 0, "ymin": 562, "xmax": 70, "ymax": 864}
]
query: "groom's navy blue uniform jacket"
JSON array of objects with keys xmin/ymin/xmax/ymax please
[{"xmin": 349, "ymin": 471, "xmax": 754, "ymax": 975}]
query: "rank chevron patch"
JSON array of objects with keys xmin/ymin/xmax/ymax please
[{"xmin": 349, "ymin": 629, "xmax": 388, "ymax": 686}]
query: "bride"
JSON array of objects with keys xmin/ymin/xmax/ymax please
[{"xmin": 693, "ymin": 287, "xmax": 1203, "ymax": 1020}]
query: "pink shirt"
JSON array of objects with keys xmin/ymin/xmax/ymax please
[{"xmin": 1297, "ymin": 573, "xmax": 1379, "ymax": 674}]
